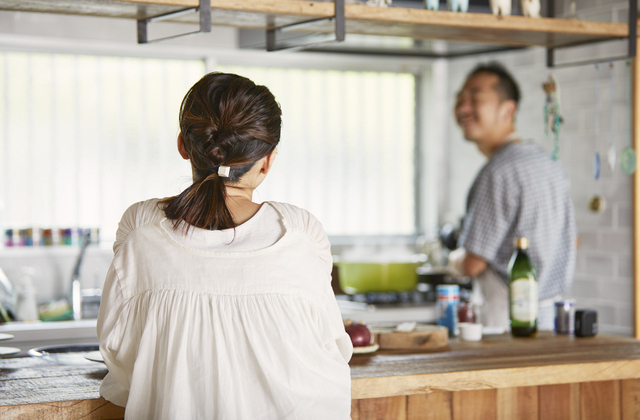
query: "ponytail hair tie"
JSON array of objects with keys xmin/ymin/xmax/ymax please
[{"xmin": 217, "ymin": 165, "xmax": 231, "ymax": 178}]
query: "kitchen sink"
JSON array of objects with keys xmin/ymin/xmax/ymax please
[
  {"xmin": 28, "ymin": 343, "xmax": 99, "ymax": 365},
  {"xmin": 0, "ymin": 319, "xmax": 98, "ymax": 357}
]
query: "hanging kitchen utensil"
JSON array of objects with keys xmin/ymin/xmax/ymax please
[
  {"xmin": 620, "ymin": 147, "xmax": 636, "ymax": 174},
  {"xmin": 620, "ymin": 60, "xmax": 637, "ymax": 175},
  {"xmin": 594, "ymin": 152, "xmax": 601, "ymax": 180},
  {"xmin": 589, "ymin": 65, "xmax": 606, "ymax": 213},
  {"xmin": 543, "ymin": 74, "xmax": 564, "ymax": 160},
  {"xmin": 607, "ymin": 62, "xmax": 616, "ymax": 173},
  {"xmin": 594, "ymin": 63, "xmax": 601, "ymax": 180}
]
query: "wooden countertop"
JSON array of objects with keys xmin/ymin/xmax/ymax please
[
  {"xmin": 1, "ymin": 332, "xmax": 639, "ymax": 418},
  {"xmin": 0, "ymin": 357, "xmax": 122, "ymax": 419},
  {"xmin": 350, "ymin": 332, "xmax": 640, "ymax": 399}
]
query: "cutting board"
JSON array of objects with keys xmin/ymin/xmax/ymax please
[{"xmin": 371, "ymin": 324, "xmax": 448, "ymax": 350}]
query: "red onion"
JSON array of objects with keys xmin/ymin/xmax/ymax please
[{"xmin": 344, "ymin": 320, "xmax": 372, "ymax": 347}]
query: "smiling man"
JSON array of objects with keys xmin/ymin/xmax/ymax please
[{"xmin": 450, "ymin": 62, "xmax": 577, "ymax": 331}]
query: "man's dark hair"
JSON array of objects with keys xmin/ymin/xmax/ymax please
[{"xmin": 468, "ymin": 62, "xmax": 521, "ymax": 105}]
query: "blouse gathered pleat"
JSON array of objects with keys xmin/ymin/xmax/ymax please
[{"xmin": 97, "ymin": 199, "xmax": 352, "ymax": 420}]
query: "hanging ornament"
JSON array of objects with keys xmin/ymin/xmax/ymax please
[
  {"xmin": 543, "ymin": 74, "xmax": 564, "ymax": 160},
  {"xmin": 620, "ymin": 60, "xmax": 637, "ymax": 175},
  {"xmin": 588, "ymin": 195, "xmax": 607, "ymax": 213},
  {"xmin": 607, "ymin": 62, "xmax": 616, "ymax": 172},
  {"xmin": 621, "ymin": 146, "xmax": 636, "ymax": 174}
]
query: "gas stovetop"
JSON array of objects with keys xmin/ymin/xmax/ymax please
[
  {"xmin": 336, "ymin": 291, "xmax": 436, "ymax": 324},
  {"xmin": 337, "ymin": 290, "xmax": 434, "ymax": 306}
]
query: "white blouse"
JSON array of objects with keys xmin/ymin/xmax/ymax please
[{"xmin": 97, "ymin": 199, "xmax": 353, "ymax": 420}]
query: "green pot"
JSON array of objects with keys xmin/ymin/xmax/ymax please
[{"xmin": 336, "ymin": 261, "xmax": 419, "ymax": 294}]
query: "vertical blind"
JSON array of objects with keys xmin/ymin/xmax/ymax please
[
  {"xmin": 217, "ymin": 65, "xmax": 416, "ymax": 236},
  {"xmin": 0, "ymin": 51, "xmax": 415, "ymax": 243},
  {"xmin": 0, "ymin": 52, "xmax": 204, "ymax": 242}
]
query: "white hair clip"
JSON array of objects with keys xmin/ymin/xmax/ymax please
[{"xmin": 218, "ymin": 165, "xmax": 231, "ymax": 178}]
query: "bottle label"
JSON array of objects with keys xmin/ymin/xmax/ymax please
[{"xmin": 510, "ymin": 278, "xmax": 538, "ymax": 322}]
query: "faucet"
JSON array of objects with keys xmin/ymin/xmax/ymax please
[
  {"xmin": 0, "ymin": 266, "xmax": 15, "ymax": 322},
  {"xmin": 71, "ymin": 232, "xmax": 91, "ymax": 321}
]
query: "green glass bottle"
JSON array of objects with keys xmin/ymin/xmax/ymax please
[{"xmin": 508, "ymin": 237, "xmax": 538, "ymax": 337}]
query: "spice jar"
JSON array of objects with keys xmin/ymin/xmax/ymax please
[{"xmin": 458, "ymin": 301, "xmax": 476, "ymax": 324}]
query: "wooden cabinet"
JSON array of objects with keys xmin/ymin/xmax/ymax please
[
  {"xmin": 349, "ymin": 333, "xmax": 640, "ymax": 419},
  {"xmin": 351, "ymin": 380, "xmax": 640, "ymax": 420}
]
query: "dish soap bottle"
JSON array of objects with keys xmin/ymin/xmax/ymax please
[
  {"xmin": 508, "ymin": 237, "xmax": 538, "ymax": 337},
  {"xmin": 14, "ymin": 267, "xmax": 39, "ymax": 321}
]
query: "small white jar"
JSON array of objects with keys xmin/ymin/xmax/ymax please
[{"xmin": 459, "ymin": 323, "xmax": 483, "ymax": 341}]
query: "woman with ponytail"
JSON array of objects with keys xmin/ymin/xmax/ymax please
[{"xmin": 97, "ymin": 73, "xmax": 352, "ymax": 419}]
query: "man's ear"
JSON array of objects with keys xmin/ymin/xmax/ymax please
[
  {"xmin": 177, "ymin": 133, "xmax": 189, "ymax": 160},
  {"xmin": 260, "ymin": 148, "xmax": 278, "ymax": 175},
  {"xmin": 501, "ymin": 100, "xmax": 517, "ymax": 122}
]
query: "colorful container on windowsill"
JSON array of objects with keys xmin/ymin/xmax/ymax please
[{"xmin": 3, "ymin": 227, "xmax": 99, "ymax": 247}]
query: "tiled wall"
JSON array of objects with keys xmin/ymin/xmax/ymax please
[{"xmin": 440, "ymin": 1, "xmax": 634, "ymax": 335}]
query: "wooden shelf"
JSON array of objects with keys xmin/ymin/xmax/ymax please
[{"xmin": 1, "ymin": 0, "xmax": 629, "ymax": 50}]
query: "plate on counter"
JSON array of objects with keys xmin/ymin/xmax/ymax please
[
  {"xmin": 352, "ymin": 343, "xmax": 379, "ymax": 354},
  {"xmin": 84, "ymin": 351, "xmax": 104, "ymax": 364},
  {"xmin": 0, "ymin": 346, "xmax": 20, "ymax": 357},
  {"xmin": 28, "ymin": 343, "xmax": 99, "ymax": 365},
  {"xmin": 0, "ymin": 333, "xmax": 14, "ymax": 341}
]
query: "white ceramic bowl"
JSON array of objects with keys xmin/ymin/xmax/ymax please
[{"xmin": 459, "ymin": 323, "xmax": 483, "ymax": 341}]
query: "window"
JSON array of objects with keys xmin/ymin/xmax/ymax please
[
  {"xmin": 215, "ymin": 65, "xmax": 416, "ymax": 236},
  {"xmin": 0, "ymin": 52, "xmax": 204, "ymax": 242},
  {"xmin": 0, "ymin": 51, "xmax": 416, "ymax": 243}
]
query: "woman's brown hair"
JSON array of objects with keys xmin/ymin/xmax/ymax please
[{"xmin": 160, "ymin": 72, "xmax": 281, "ymax": 231}]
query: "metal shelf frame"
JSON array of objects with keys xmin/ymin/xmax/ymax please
[
  {"xmin": 265, "ymin": 0, "xmax": 345, "ymax": 52},
  {"xmin": 137, "ymin": 0, "xmax": 211, "ymax": 44},
  {"xmin": 546, "ymin": 0, "xmax": 637, "ymax": 68}
]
